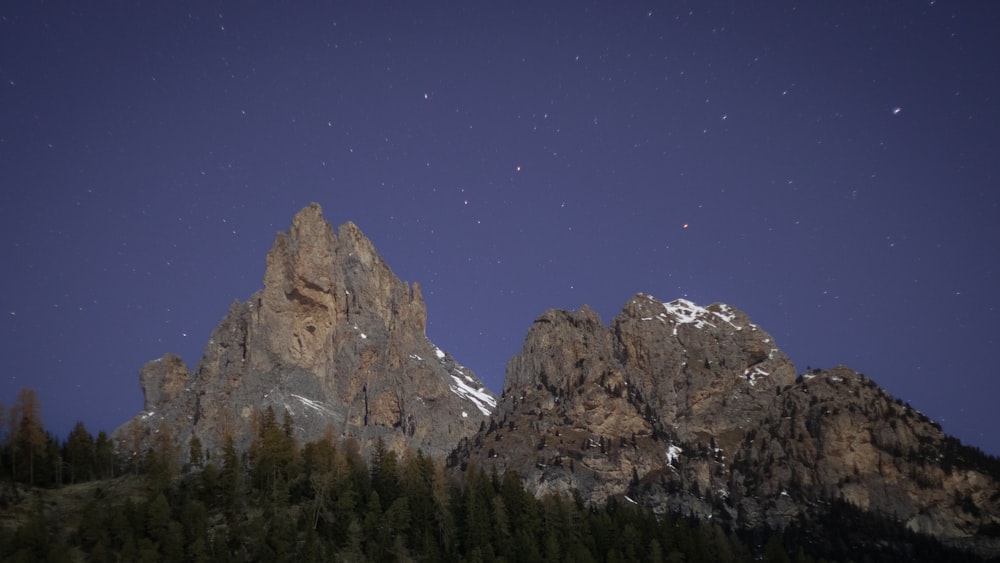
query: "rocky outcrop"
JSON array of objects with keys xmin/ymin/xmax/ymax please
[
  {"xmin": 452, "ymin": 294, "xmax": 1000, "ymax": 558},
  {"xmin": 116, "ymin": 203, "xmax": 495, "ymax": 461},
  {"xmin": 731, "ymin": 366, "xmax": 1000, "ymax": 556}
]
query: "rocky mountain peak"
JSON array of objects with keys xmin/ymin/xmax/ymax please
[
  {"xmin": 613, "ymin": 293, "xmax": 796, "ymax": 450},
  {"xmin": 117, "ymin": 203, "xmax": 493, "ymax": 461},
  {"xmin": 452, "ymin": 293, "xmax": 1000, "ymax": 557}
]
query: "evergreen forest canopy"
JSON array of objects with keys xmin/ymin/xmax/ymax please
[{"xmin": 0, "ymin": 388, "xmax": 995, "ymax": 562}]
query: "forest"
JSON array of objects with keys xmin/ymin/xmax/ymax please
[{"xmin": 0, "ymin": 388, "xmax": 991, "ymax": 562}]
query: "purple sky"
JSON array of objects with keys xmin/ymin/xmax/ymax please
[{"xmin": 2, "ymin": 2, "xmax": 999, "ymax": 456}]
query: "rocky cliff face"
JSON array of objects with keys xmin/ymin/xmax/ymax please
[
  {"xmin": 451, "ymin": 294, "xmax": 1000, "ymax": 557},
  {"xmin": 116, "ymin": 203, "xmax": 495, "ymax": 461}
]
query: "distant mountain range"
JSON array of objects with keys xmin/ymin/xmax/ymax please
[{"xmin": 117, "ymin": 203, "xmax": 1000, "ymax": 558}]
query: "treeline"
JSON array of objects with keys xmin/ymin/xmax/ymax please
[
  {"xmin": 1, "ymin": 391, "xmax": 992, "ymax": 562},
  {"xmin": 0, "ymin": 398, "xmax": 789, "ymax": 562},
  {"xmin": 0, "ymin": 388, "xmax": 118, "ymax": 487}
]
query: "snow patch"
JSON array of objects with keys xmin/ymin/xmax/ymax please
[
  {"xmin": 461, "ymin": 411, "xmax": 468, "ymax": 418},
  {"xmin": 449, "ymin": 375, "xmax": 496, "ymax": 416},
  {"xmin": 666, "ymin": 444, "xmax": 683, "ymax": 467},
  {"xmin": 409, "ymin": 354, "xmax": 423, "ymax": 361},
  {"xmin": 663, "ymin": 299, "xmax": 716, "ymax": 335},
  {"xmin": 712, "ymin": 304, "xmax": 743, "ymax": 330},
  {"xmin": 434, "ymin": 347, "xmax": 446, "ymax": 360},
  {"xmin": 291, "ymin": 394, "xmax": 335, "ymax": 416},
  {"xmin": 744, "ymin": 366, "xmax": 769, "ymax": 386},
  {"xmin": 360, "ymin": 333, "xmax": 367, "ymax": 340},
  {"xmin": 661, "ymin": 299, "xmax": 743, "ymax": 336}
]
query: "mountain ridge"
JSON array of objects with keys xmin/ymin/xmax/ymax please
[{"xmin": 116, "ymin": 203, "xmax": 1000, "ymax": 558}]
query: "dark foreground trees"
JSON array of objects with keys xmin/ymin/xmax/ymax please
[{"xmin": 0, "ymin": 389, "xmax": 993, "ymax": 562}]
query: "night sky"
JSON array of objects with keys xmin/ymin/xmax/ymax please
[{"xmin": 3, "ymin": 2, "xmax": 999, "ymax": 456}]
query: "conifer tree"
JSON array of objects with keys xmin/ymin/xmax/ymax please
[
  {"xmin": 370, "ymin": 436, "xmax": 401, "ymax": 509},
  {"xmin": 188, "ymin": 434, "xmax": 204, "ymax": 469},
  {"xmin": 220, "ymin": 433, "xmax": 242, "ymax": 514},
  {"xmin": 45, "ymin": 431, "xmax": 62, "ymax": 486},
  {"xmin": 95, "ymin": 430, "xmax": 115, "ymax": 479},
  {"xmin": 66, "ymin": 420, "xmax": 96, "ymax": 483},
  {"xmin": 251, "ymin": 406, "xmax": 298, "ymax": 500},
  {"xmin": 363, "ymin": 490, "xmax": 388, "ymax": 560}
]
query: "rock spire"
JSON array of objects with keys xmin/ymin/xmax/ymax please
[{"xmin": 116, "ymin": 203, "xmax": 495, "ymax": 460}]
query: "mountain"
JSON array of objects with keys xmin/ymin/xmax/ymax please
[
  {"xmin": 115, "ymin": 203, "xmax": 495, "ymax": 461},
  {"xmin": 449, "ymin": 295, "xmax": 1000, "ymax": 558},
  {"xmin": 115, "ymin": 204, "xmax": 999, "ymax": 558}
]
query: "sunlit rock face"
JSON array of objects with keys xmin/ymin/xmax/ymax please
[
  {"xmin": 116, "ymin": 203, "xmax": 495, "ymax": 461},
  {"xmin": 452, "ymin": 294, "xmax": 1000, "ymax": 558}
]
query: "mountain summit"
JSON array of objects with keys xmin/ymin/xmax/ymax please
[{"xmin": 116, "ymin": 203, "xmax": 495, "ymax": 460}]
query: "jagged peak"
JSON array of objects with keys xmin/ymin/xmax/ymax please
[
  {"xmin": 290, "ymin": 201, "xmax": 325, "ymax": 227},
  {"xmin": 118, "ymin": 203, "xmax": 489, "ymax": 462}
]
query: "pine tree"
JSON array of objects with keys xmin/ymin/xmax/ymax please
[
  {"xmin": 462, "ymin": 469, "xmax": 494, "ymax": 554},
  {"xmin": 363, "ymin": 490, "xmax": 389, "ymax": 560},
  {"xmin": 251, "ymin": 406, "xmax": 298, "ymax": 500},
  {"xmin": 145, "ymin": 492, "xmax": 172, "ymax": 550},
  {"xmin": 188, "ymin": 434, "xmax": 204, "ymax": 469},
  {"xmin": 220, "ymin": 433, "xmax": 242, "ymax": 514},
  {"xmin": 180, "ymin": 497, "xmax": 209, "ymax": 562},
  {"xmin": 45, "ymin": 432, "xmax": 62, "ymax": 486},
  {"xmin": 95, "ymin": 430, "xmax": 116, "ymax": 479},
  {"xmin": 145, "ymin": 419, "xmax": 179, "ymax": 488},
  {"xmin": 370, "ymin": 436, "xmax": 401, "ymax": 509},
  {"xmin": 66, "ymin": 420, "xmax": 96, "ymax": 483}
]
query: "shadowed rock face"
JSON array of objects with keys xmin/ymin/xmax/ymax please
[
  {"xmin": 116, "ymin": 203, "xmax": 495, "ymax": 461},
  {"xmin": 452, "ymin": 294, "xmax": 1000, "ymax": 558}
]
